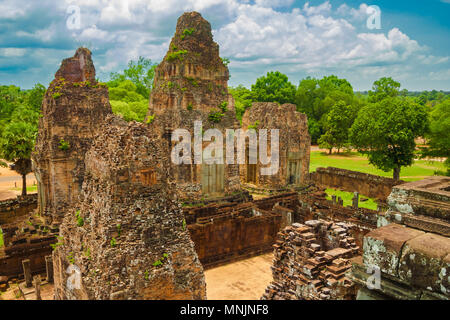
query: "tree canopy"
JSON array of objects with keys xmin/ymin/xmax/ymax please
[
  {"xmin": 350, "ymin": 95, "xmax": 429, "ymax": 180},
  {"xmin": 251, "ymin": 71, "xmax": 296, "ymax": 105}
]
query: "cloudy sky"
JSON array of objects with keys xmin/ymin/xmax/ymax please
[{"xmin": 0, "ymin": 0, "xmax": 449, "ymax": 91}]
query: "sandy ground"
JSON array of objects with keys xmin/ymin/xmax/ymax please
[
  {"xmin": 205, "ymin": 253, "xmax": 273, "ymax": 300},
  {"xmin": 0, "ymin": 163, "xmax": 37, "ymax": 200}
]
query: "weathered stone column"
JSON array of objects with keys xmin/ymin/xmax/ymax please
[
  {"xmin": 22, "ymin": 259, "xmax": 32, "ymax": 288},
  {"xmin": 352, "ymin": 192, "xmax": 359, "ymax": 209},
  {"xmin": 34, "ymin": 275, "xmax": 41, "ymax": 300},
  {"xmin": 45, "ymin": 255, "xmax": 53, "ymax": 283}
]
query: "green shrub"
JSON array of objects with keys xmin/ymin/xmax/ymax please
[
  {"xmin": 110, "ymin": 237, "xmax": 117, "ymax": 248},
  {"xmin": 167, "ymin": 50, "xmax": 188, "ymax": 62},
  {"xmin": 219, "ymin": 101, "xmax": 228, "ymax": 113},
  {"xmin": 58, "ymin": 139, "xmax": 70, "ymax": 151},
  {"xmin": 248, "ymin": 121, "xmax": 260, "ymax": 131},
  {"xmin": 52, "ymin": 92, "xmax": 62, "ymax": 99},
  {"xmin": 180, "ymin": 28, "xmax": 195, "ymax": 40},
  {"xmin": 187, "ymin": 103, "xmax": 193, "ymax": 111},
  {"xmin": 208, "ymin": 111, "xmax": 224, "ymax": 123},
  {"xmin": 146, "ymin": 114, "xmax": 155, "ymax": 124}
]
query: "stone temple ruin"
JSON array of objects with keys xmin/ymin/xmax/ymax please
[{"xmin": 1, "ymin": 11, "xmax": 449, "ymax": 301}]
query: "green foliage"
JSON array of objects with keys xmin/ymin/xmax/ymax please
[
  {"xmin": 229, "ymin": 85, "xmax": 254, "ymax": 121},
  {"xmin": 368, "ymin": 77, "xmax": 400, "ymax": 103},
  {"xmin": 318, "ymin": 101, "xmax": 353, "ymax": 153},
  {"xmin": 52, "ymin": 92, "xmax": 62, "ymax": 99},
  {"xmin": 325, "ymin": 188, "xmax": 378, "ymax": 211},
  {"xmin": 248, "ymin": 121, "xmax": 260, "ymax": 131},
  {"xmin": 252, "ymin": 71, "xmax": 296, "ymax": 105},
  {"xmin": 67, "ymin": 252, "xmax": 75, "ymax": 264},
  {"xmin": 109, "ymin": 57, "xmax": 156, "ymax": 98},
  {"xmin": 0, "ymin": 228, "xmax": 3, "ymax": 248},
  {"xmin": 219, "ymin": 101, "xmax": 228, "ymax": 113},
  {"xmin": 187, "ymin": 103, "xmax": 193, "ymax": 111},
  {"xmin": 208, "ymin": 110, "xmax": 225, "ymax": 123},
  {"xmin": 295, "ymin": 75, "xmax": 359, "ymax": 144},
  {"xmin": 152, "ymin": 253, "xmax": 169, "ymax": 267},
  {"xmin": 421, "ymin": 98, "xmax": 450, "ymax": 174},
  {"xmin": 167, "ymin": 49, "xmax": 188, "ymax": 62},
  {"xmin": 117, "ymin": 224, "xmax": 122, "ymax": 236},
  {"xmin": 144, "ymin": 270, "xmax": 149, "ymax": 280},
  {"xmin": 182, "ymin": 219, "xmax": 187, "ymax": 230},
  {"xmin": 146, "ymin": 114, "xmax": 155, "ymax": 124},
  {"xmin": 58, "ymin": 139, "xmax": 70, "ymax": 151},
  {"xmin": 186, "ymin": 77, "xmax": 198, "ymax": 87},
  {"xmin": 180, "ymin": 28, "xmax": 195, "ymax": 40},
  {"xmin": 220, "ymin": 57, "xmax": 231, "ymax": 66},
  {"xmin": 350, "ymin": 94, "xmax": 429, "ymax": 180},
  {"xmin": 110, "ymin": 237, "xmax": 117, "ymax": 248},
  {"xmin": 75, "ymin": 210, "xmax": 84, "ymax": 227}
]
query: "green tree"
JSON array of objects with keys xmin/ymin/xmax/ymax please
[
  {"xmin": 368, "ymin": 77, "xmax": 400, "ymax": 103},
  {"xmin": 318, "ymin": 101, "xmax": 353, "ymax": 154},
  {"xmin": 350, "ymin": 97, "xmax": 429, "ymax": 180},
  {"xmin": 0, "ymin": 121, "xmax": 37, "ymax": 195},
  {"xmin": 229, "ymin": 85, "xmax": 254, "ymax": 121},
  {"xmin": 295, "ymin": 75, "xmax": 359, "ymax": 144},
  {"xmin": 109, "ymin": 57, "xmax": 157, "ymax": 99},
  {"xmin": 421, "ymin": 98, "xmax": 450, "ymax": 175},
  {"xmin": 251, "ymin": 71, "xmax": 296, "ymax": 105}
]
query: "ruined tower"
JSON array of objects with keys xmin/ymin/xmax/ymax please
[
  {"xmin": 147, "ymin": 11, "xmax": 241, "ymax": 200},
  {"xmin": 52, "ymin": 116, "xmax": 206, "ymax": 300},
  {"xmin": 241, "ymin": 103, "xmax": 310, "ymax": 191},
  {"xmin": 32, "ymin": 48, "xmax": 112, "ymax": 225}
]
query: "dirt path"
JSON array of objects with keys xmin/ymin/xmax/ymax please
[{"xmin": 0, "ymin": 164, "xmax": 36, "ymax": 200}]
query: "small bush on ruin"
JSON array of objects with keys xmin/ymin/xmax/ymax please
[
  {"xmin": 219, "ymin": 101, "xmax": 228, "ymax": 113},
  {"xmin": 58, "ymin": 139, "xmax": 70, "ymax": 151},
  {"xmin": 248, "ymin": 121, "xmax": 260, "ymax": 132},
  {"xmin": 167, "ymin": 49, "xmax": 188, "ymax": 62},
  {"xmin": 187, "ymin": 103, "xmax": 193, "ymax": 111},
  {"xmin": 146, "ymin": 114, "xmax": 155, "ymax": 124},
  {"xmin": 208, "ymin": 110, "xmax": 224, "ymax": 123},
  {"xmin": 52, "ymin": 92, "xmax": 62, "ymax": 99},
  {"xmin": 110, "ymin": 237, "xmax": 117, "ymax": 248},
  {"xmin": 180, "ymin": 28, "xmax": 195, "ymax": 40}
]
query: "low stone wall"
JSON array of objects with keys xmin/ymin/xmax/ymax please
[
  {"xmin": 185, "ymin": 193, "xmax": 299, "ymax": 269},
  {"xmin": 0, "ymin": 194, "xmax": 38, "ymax": 225},
  {"xmin": 310, "ymin": 167, "xmax": 404, "ymax": 200}
]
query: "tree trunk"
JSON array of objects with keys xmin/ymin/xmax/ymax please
[
  {"xmin": 329, "ymin": 148, "xmax": 332, "ymax": 155},
  {"xmin": 393, "ymin": 167, "xmax": 401, "ymax": 181},
  {"xmin": 22, "ymin": 174, "xmax": 27, "ymax": 196}
]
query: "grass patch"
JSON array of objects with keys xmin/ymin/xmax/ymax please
[
  {"xmin": 325, "ymin": 188, "xmax": 378, "ymax": 211},
  {"xmin": 11, "ymin": 185, "xmax": 38, "ymax": 193},
  {"xmin": 310, "ymin": 151, "xmax": 446, "ymax": 181}
]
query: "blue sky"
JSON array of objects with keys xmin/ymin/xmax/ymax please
[{"xmin": 0, "ymin": 0, "xmax": 449, "ymax": 91}]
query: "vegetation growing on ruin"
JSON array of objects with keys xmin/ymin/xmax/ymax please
[
  {"xmin": 167, "ymin": 49, "xmax": 188, "ymax": 62},
  {"xmin": 153, "ymin": 253, "xmax": 169, "ymax": 267},
  {"xmin": 186, "ymin": 76, "xmax": 198, "ymax": 87},
  {"xmin": 146, "ymin": 114, "xmax": 155, "ymax": 124},
  {"xmin": 75, "ymin": 210, "xmax": 84, "ymax": 227},
  {"xmin": 219, "ymin": 101, "xmax": 228, "ymax": 113},
  {"xmin": 248, "ymin": 121, "xmax": 260, "ymax": 132},
  {"xmin": 220, "ymin": 57, "xmax": 231, "ymax": 66},
  {"xmin": 0, "ymin": 228, "xmax": 3, "ymax": 248},
  {"xmin": 187, "ymin": 103, "xmax": 193, "ymax": 111},
  {"xmin": 110, "ymin": 237, "xmax": 117, "ymax": 248},
  {"xmin": 180, "ymin": 28, "xmax": 195, "ymax": 40},
  {"xmin": 58, "ymin": 139, "xmax": 70, "ymax": 151},
  {"xmin": 208, "ymin": 110, "xmax": 224, "ymax": 123}
]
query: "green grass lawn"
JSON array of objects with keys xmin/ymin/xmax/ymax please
[
  {"xmin": 310, "ymin": 151, "xmax": 446, "ymax": 181},
  {"xmin": 10, "ymin": 185, "xmax": 38, "ymax": 193},
  {"xmin": 325, "ymin": 188, "xmax": 378, "ymax": 210}
]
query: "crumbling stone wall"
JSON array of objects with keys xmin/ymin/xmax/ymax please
[
  {"xmin": 241, "ymin": 103, "xmax": 310, "ymax": 190},
  {"xmin": 52, "ymin": 116, "xmax": 206, "ymax": 300},
  {"xmin": 262, "ymin": 220, "xmax": 359, "ymax": 300},
  {"xmin": 147, "ymin": 12, "xmax": 240, "ymax": 200},
  {"xmin": 351, "ymin": 177, "xmax": 450, "ymax": 300},
  {"xmin": 32, "ymin": 48, "xmax": 112, "ymax": 225},
  {"xmin": 0, "ymin": 194, "xmax": 37, "ymax": 225},
  {"xmin": 310, "ymin": 167, "xmax": 404, "ymax": 201}
]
